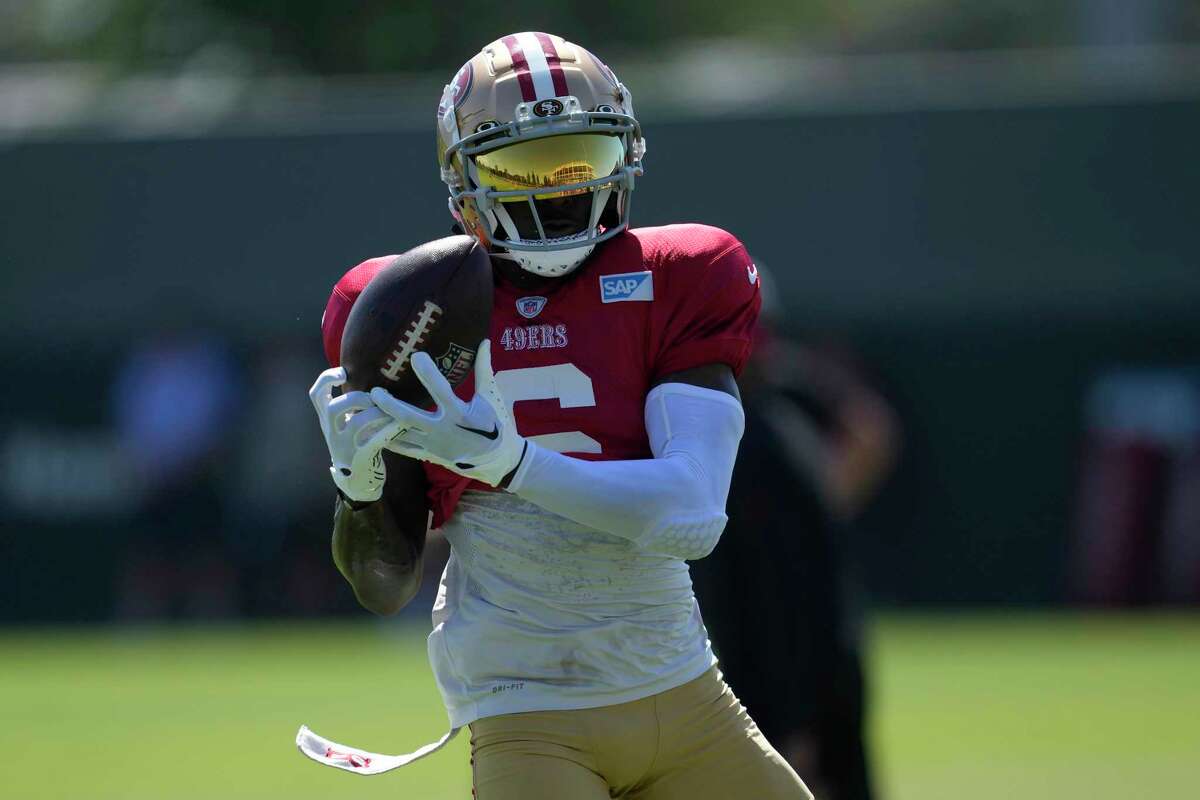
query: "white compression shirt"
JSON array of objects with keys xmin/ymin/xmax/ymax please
[
  {"xmin": 426, "ymin": 383, "xmax": 744, "ymax": 727},
  {"xmin": 428, "ymin": 492, "xmax": 714, "ymax": 727}
]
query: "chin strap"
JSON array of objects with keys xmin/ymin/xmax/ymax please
[
  {"xmin": 506, "ymin": 243, "xmax": 595, "ymax": 277},
  {"xmin": 486, "ymin": 186, "xmax": 613, "ymax": 278}
]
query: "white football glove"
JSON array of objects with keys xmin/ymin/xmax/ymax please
[
  {"xmin": 309, "ymin": 367, "xmax": 405, "ymax": 503},
  {"xmin": 370, "ymin": 339, "xmax": 526, "ymax": 487}
]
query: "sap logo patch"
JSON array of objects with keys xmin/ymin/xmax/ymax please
[{"xmin": 600, "ymin": 271, "xmax": 654, "ymax": 303}]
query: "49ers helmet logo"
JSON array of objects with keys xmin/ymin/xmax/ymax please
[
  {"xmin": 533, "ymin": 99, "xmax": 564, "ymax": 117},
  {"xmin": 438, "ymin": 61, "xmax": 474, "ymax": 118}
]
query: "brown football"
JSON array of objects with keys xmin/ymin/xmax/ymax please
[{"xmin": 340, "ymin": 235, "xmax": 493, "ymax": 404}]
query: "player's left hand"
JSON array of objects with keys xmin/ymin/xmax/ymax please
[
  {"xmin": 370, "ymin": 339, "xmax": 526, "ymax": 487},
  {"xmin": 309, "ymin": 367, "xmax": 405, "ymax": 503}
]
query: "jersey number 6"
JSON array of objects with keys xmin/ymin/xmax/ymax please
[{"xmin": 494, "ymin": 364, "xmax": 602, "ymax": 455}]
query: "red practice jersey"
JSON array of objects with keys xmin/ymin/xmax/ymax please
[{"xmin": 321, "ymin": 223, "xmax": 761, "ymax": 528}]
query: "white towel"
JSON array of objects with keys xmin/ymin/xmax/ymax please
[{"xmin": 295, "ymin": 724, "xmax": 460, "ymax": 776}]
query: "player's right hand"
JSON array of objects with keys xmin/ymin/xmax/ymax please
[
  {"xmin": 370, "ymin": 339, "xmax": 527, "ymax": 488},
  {"xmin": 309, "ymin": 367, "xmax": 405, "ymax": 503}
]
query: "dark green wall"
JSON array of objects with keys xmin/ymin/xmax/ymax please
[{"xmin": 2, "ymin": 99, "xmax": 1197, "ymax": 616}]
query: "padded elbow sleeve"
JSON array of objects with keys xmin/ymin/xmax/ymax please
[
  {"xmin": 646, "ymin": 515, "xmax": 728, "ymax": 561},
  {"xmin": 640, "ymin": 383, "xmax": 744, "ymax": 559}
]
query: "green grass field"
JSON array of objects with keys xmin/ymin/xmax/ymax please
[{"xmin": 2, "ymin": 614, "xmax": 1197, "ymax": 799}]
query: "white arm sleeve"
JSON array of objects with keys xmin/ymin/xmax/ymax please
[{"xmin": 507, "ymin": 382, "xmax": 745, "ymax": 560}]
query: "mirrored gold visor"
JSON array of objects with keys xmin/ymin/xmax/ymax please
[{"xmin": 473, "ymin": 134, "xmax": 625, "ymax": 201}]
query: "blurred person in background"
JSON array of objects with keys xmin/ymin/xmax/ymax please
[
  {"xmin": 228, "ymin": 339, "xmax": 347, "ymax": 616},
  {"xmin": 1072, "ymin": 369, "xmax": 1200, "ymax": 605},
  {"xmin": 110, "ymin": 311, "xmax": 240, "ymax": 619},
  {"xmin": 692, "ymin": 269, "xmax": 900, "ymax": 800}
]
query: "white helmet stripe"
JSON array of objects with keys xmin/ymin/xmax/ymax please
[{"xmin": 515, "ymin": 31, "xmax": 558, "ymax": 100}]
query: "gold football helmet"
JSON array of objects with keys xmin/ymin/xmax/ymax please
[{"xmin": 437, "ymin": 32, "xmax": 646, "ymax": 277}]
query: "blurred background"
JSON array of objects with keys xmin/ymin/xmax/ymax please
[{"xmin": 2, "ymin": 1, "xmax": 1198, "ymax": 798}]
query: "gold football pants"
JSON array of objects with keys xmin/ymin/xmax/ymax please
[{"xmin": 468, "ymin": 667, "xmax": 814, "ymax": 800}]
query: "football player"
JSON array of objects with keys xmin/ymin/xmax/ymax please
[{"xmin": 303, "ymin": 32, "xmax": 813, "ymax": 800}]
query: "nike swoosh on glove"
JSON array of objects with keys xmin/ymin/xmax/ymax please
[
  {"xmin": 371, "ymin": 339, "xmax": 526, "ymax": 487},
  {"xmin": 309, "ymin": 367, "xmax": 406, "ymax": 503}
]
